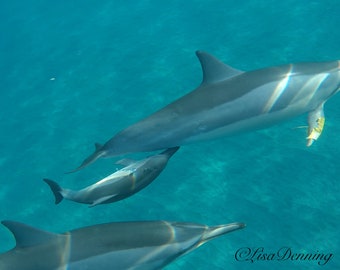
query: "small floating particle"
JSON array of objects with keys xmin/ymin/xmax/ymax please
[{"xmin": 50, "ymin": 77, "xmax": 56, "ymax": 81}]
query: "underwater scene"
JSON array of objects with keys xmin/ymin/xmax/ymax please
[{"xmin": 1, "ymin": 0, "xmax": 340, "ymax": 269}]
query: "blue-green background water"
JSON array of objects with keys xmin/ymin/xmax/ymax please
[{"xmin": 1, "ymin": 0, "xmax": 340, "ymax": 269}]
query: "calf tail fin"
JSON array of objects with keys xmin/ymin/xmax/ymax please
[{"xmin": 43, "ymin": 179, "xmax": 64, "ymax": 204}]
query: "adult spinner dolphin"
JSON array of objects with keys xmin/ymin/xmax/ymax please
[
  {"xmin": 0, "ymin": 219, "xmax": 245, "ymax": 270},
  {"xmin": 45, "ymin": 147, "xmax": 178, "ymax": 207},
  {"xmin": 72, "ymin": 51, "xmax": 340, "ymax": 171}
]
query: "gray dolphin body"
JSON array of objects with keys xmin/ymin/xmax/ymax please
[
  {"xmin": 73, "ymin": 51, "xmax": 340, "ymax": 171},
  {"xmin": 0, "ymin": 220, "xmax": 245, "ymax": 270},
  {"xmin": 45, "ymin": 147, "xmax": 179, "ymax": 207}
]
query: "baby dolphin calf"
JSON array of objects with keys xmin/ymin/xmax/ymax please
[
  {"xmin": 0, "ymin": 219, "xmax": 245, "ymax": 270},
  {"xmin": 44, "ymin": 147, "xmax": 179, "ymax": 207}
]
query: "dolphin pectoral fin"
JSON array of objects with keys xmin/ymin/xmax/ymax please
[
  {"xmin": 66, "ymin": 143, "xmax": 105, "ymax": 173},
  {"xmin": 94, "ymin": 143, "xmax": 103, "ymax": 151},
  {"xmin": 115, "ymin": 158, "xmax": 137, "ymax": 167},
  {"xmin": 160, "ymin": 146, "xmax": 180, "ymax": 157},
  {"xmin": 306, "ymin": 103, "xmax": 325, "ymax": 147},
  {"xmin": 89, "ymin": 194, "xmax": 118, "ymax": 207}
]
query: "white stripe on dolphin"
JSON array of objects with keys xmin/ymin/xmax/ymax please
[
  {"xmin": 71, "ymin": 51, "xmax": 340, "ymax": 171},
  {"xmin": 0, "ymin": 219, "xmax": 245, "ymax": 270},
  {"xmin": 45, "ymin": 147, "xmax": 179, "ymax": 207}
]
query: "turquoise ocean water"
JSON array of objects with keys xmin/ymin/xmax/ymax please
[{"xmin": 1, "ymin": 0, "xmax": 340, "ymax": 269}]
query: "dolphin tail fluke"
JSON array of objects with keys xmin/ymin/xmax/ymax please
[
  {"xmin": 43, "ymin": 179, "xmax": 64, "ymax": 204},
  {"xmin": 160, "ymin": 146, "xmax": 180, "ymax": 157},
  {"xmin": 66, "ymin": 143, "xmax": 106, "ymax": 173},
  {"xmin": 201, "ymin": 222, "xmax": 246, "ymax": 243}
]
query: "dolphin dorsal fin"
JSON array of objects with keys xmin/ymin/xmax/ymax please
[
  {"xmin": 1, "ymin": 220, "xmax": 60, "ymax": 248},
  {"xmin": 196, "ymin": 51, "xmax": 243, "ymax": 85}
]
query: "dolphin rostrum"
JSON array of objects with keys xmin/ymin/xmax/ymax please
[
  {"xmin": 72, "ymin": 51, "xmax": 340, "ymax": 171},
  {"xmin": 0, "ymin": 219, "xmax": 245, "ymax": 269},
  {"xmin": 45, "ymin": 147, "xmax": 179, "ymax": 207}
]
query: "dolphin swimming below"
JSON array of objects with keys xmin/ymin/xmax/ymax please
[
  {"xmin": 0, "ymin": 219, "xmax": 245, "ymax": 270},
  {"xmin": 45, "ymin": 147, "xmax": 179, "ymax": 207},
  {"xmin": 72, "ymin": 51, "xmax": 340, "ymax": 171}
]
